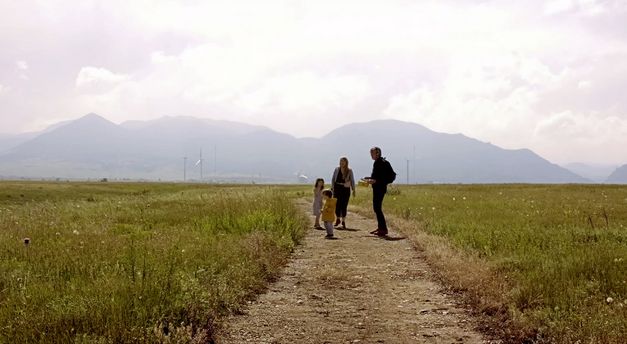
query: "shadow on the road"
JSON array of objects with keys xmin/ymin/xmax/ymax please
[
  {"xmin": 336, "ymin": 226, "xmax": 359, "ymax": 232},
  {"xmin": 378, "ymin": 235, "xmax": 406, "ymax": 241}
]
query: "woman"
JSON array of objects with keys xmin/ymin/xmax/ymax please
[{"xmin": 331, "ymin": 156, "xmax": 356, "ymax": 229}]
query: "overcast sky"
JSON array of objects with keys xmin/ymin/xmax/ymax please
[{"xmin": 1, "ymin": 0, "xmax": 626, "ymax": 165}]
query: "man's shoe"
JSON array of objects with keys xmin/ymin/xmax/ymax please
[
  {"xmin": 370, "ymin": 229, "xmax": 380, "ymax": 234},
  {"xmin": 334, "ymin": 218, "xmax": 341, "ymax": 226},
  {"xmin": 341, "ymin": 220, "xmax": 346, "ymax": 229}
]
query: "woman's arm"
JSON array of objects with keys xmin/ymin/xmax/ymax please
[
  {"xmin": 349, "ymin": 169, "xmax": 356, "ymax": 195},
  {"xmin": 331, "ymin": 167, "xmax": 339, "ymax": 192}
]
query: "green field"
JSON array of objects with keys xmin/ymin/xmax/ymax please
[
  {"xmin": 351, "ymin": 184, "xmax": 627, "ymax": 343},
  {"xmin": 0, "ymin": 182, "xmax": 307, "ymax": 343},
  {"xmin": 2, "ymin": 182, "xmax": 626, "ymax": 343}
]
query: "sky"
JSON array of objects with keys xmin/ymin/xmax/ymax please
[{"xmin": 1, "ymin": 0, "xmax": 627, "ymax": 165}]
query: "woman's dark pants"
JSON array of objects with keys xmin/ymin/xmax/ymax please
[{"xmin": 334, "ymin": 186, "xmax": 350, "ymax": 218}]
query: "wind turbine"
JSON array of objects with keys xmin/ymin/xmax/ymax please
[
  {"xmin": 183, "ymin": 156, "xmax": 187, "ymax": 181},
  {"xmin": 195, "ymin": 149, "xmax": 203, "ymax": 180}
]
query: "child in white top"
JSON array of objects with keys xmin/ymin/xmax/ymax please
[{"xmin": 312, "ymin": 178, "xmax": 324, "ymax": 229}]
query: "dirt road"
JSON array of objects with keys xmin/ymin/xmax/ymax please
[{"xmin": 217, "ymin": 201, "xmax": 494, "ymax": 343}]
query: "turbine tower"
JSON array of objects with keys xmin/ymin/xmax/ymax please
[{"xmin": 195, "ymin": 149, "xmax": 203, "ymax": 181}]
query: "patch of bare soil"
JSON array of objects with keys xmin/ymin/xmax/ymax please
[{"xmin": 216, "ymin": 200, "xmax": 497, "ymax": 343}]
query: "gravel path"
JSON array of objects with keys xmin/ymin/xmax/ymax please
[{"xmin": 216, "ymin": 200, "xmax": 494, "ymax": 343}]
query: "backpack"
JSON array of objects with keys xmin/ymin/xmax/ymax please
[{"xmin": 383, "ymin": 158, "xmax": 396, "ymax": 184}]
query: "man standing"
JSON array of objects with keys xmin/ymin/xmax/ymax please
[{"xmin": 365, "ymin": 146, "xmax": 396, "ymax": 236}]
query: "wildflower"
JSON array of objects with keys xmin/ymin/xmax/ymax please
[
  {"xmin": 606, "ymin": 297, "xmax": 614, "ymax": 303},
  {"xmin": 73, "ymin": 230, "xmax": 79, "ymax": 235},
  {"xmin": 23, "ymin": 238, "xmax": 30, "ymax": 246},
  {"xmin": 462, "ymin": 196, "xmax": 466, "ymax": 200}
]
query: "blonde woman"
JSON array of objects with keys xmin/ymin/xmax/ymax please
[{"xmin": 331, "ymin": 156, "xmax": 355, "ymax": 229}]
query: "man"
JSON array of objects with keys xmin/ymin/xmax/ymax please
[{"xmin": 365, "ymin": 146, "xmax": 396, "ymax": 236}]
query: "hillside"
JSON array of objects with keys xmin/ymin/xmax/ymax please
[{"xmin": 0, "ymin": 114, "xmax": 589, "ymax": 183}]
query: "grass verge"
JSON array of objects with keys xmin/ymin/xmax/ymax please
[
  {"xmin": 0, "ymin": 182, "xmax": 307, "ymax": 343},
  {"xmin": 351, "ymin": 184, "xmax": 626, "ymax": 343}
]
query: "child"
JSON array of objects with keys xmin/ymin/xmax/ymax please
[
  {"xmin": 320, "ymin": 189, "xmax": 337, "ymax": 238},
  {"xmin": 312, "ymin": 178, "xmax": 324, "ymax": 229}
]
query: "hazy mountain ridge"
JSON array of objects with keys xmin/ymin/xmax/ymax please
[
  {"xmin": 605, "ymin": 164, "xmax": 627, "ymax": 184},
  {"xmin": 0, "ymin": 114, "xmax": 593, "ymax": 183},
  {"xmin": 562, "ymin": 162, "xmax": 619, "ymax": 183}
]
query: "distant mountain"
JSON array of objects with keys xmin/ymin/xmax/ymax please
[
  {"xmin": 0, "ymin": 119, "xmax": 74, "ymax": 154},
  {"xmin": 563, "ymin": 162, "xmax": 617, "ymax": 183},
  {"xmin": 311, "ymin": 120, "xmax": 588, "ymax": 183},
  {"xmin": 606, "ymin": 164, "xmax": 627, "ymax": 184},
  {"xmin": 0, "ymin": 114, "xmax": 590, "ymax": 183},
  {"xmin": 0, "ymin": 133, "xmax": 37, "ymax": 154}
]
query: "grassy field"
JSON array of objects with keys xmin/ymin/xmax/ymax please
[
  {"xmin": 2, "ymin": 182, "xmax": 625, "ymax": 343},
  {"xmin": 351, "ymin": 184, "xmax": 627, "ymax": 343},
  {"xmin": 0, "ymin": 182, "xmax": 307, "ymax": 343}
]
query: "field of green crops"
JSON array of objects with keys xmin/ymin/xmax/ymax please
[
  {"xmin": 0, "ymin": 182, "xmax": 307, "ymax": 343},
  {"xmin": 351, "ymin": 184, "xmax": 627, "ymax": 343}
]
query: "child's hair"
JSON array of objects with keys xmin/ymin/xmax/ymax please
[
  {"xmin": 322, "ymin": 189, "xmax": 333, "ymax": 198},
  {"xmin": 314, "ymin": 178, "xmax": 324, "ymax": 190}
]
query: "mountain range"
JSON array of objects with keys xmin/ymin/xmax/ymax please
[{"xmin": 0, "ymin": 113, "xmax": 623, "ymax": 183}]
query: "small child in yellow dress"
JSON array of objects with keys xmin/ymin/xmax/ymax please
[{"xmin": 320, "ymin": 189, "xmax": 337, "ymax": 239}]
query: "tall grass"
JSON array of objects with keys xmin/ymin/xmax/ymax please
[
  {"xmin": 0, "ymin": 182, "xmax": 307, "ymax": 343},
  {"xmin": 352, "ymin": 184, "xmax": 626, "ymax": 343}
]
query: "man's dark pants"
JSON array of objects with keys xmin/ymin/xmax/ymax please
[{"xmin": 372, "ymin": 186, "xmax": 387, "ymax": 233}]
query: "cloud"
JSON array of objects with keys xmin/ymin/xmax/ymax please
[
  {"xmin": 533, "ymin": 111, "xmax": 627, "ymax": 163},
  {"xmin": 75, "ymin": 67, "xmax": 129, "ymax": 90},
  {"xmin": 383, "ymin": 49, "xmax": 627, "ymax": 164},
  {"xmin": 384, "ymin": 53, "xmax": 561, "ymax": 144},
  {"xmin": 2, "ymin": 0, "xmax": 627, "ymax": 164},
  {"xmin": 544, "ymin": 0, "xmax": 576, "ymax": 15},
  {"xmin": 238, "ymin": 72, "xmax": 370, "ymax": 114},
  {"xmin": 543, "ymin": 0, "xmax": 607, "ymax": 16},
  {"xmin": 16, "ymin": 60, "xmax": 28, "ymax": 70}
]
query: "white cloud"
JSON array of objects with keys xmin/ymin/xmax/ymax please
[
  {"xmin": 16, "ymin": 60, "xmax": 28, "ymax": 70},
  {"xmin": 384, "ymin": 53, "xmax": 561, "ymax": 145},
  {"xmin": 577, "ymin": 80, "xmax": 592, "ymax": 89},
  {"xmin": 544, "ymin": 0, "xmax": 608, "ymax": 16},
  {"xmin": 533, "ymin": 111, "xmax": 627, "ymax": 163},
  {"xmin": 544, "ymin": 0, "xmax": 575, "ymax": 15},
  {"xmin": 75, "ymin": 67, "xmax": 129, "ymax": 90},
  {"xmin": 239, "ymin": 72, "xmax": 370, "ymax": 114}
]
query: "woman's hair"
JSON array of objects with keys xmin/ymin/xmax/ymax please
[
  {"xmin": 339, "ymin": 157, "xmax": 350, "ymax": 181},
  {"xmin": 322, "ymin": 189, "xmax": 333, "ymax": 198},
  {"xmin": 314, "ymin": 178, "xmax": 324, "ymax": 190}
]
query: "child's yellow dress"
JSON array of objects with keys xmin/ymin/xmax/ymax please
[{"xmin": 321, "ymin": 198, "xmax": 337, "ymax": 223}]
